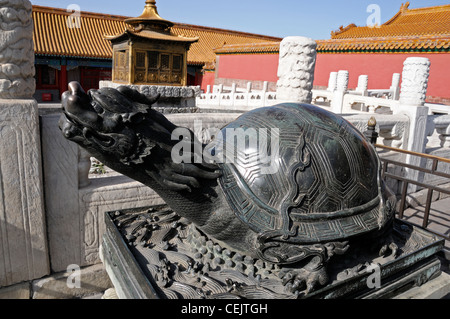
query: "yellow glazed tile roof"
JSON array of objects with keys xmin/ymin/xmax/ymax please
[
  {"xmin": 331, "ymin": 2, "xmax": 450, "ymax": 39},
  {"xmin": 316, "ymin": 35, "xmax": 450, "ymax": 52},
  {"xmin": 104, "ymin": 29, "xmax": 199, "ymax": 44},
  {"xmin": 32, "ymin": 5, "xmax": 281, "ymax": 65},
  {"xmin": 319, "ymin": 2, "xmax": 450, "ymax": 53},
  {"xmin": 213, "ymin": 42, "xmax": 281, "ymax": 55},
  {"xmin": 210, "ymin": 2, "xmax": 450, "ymax": 55}
]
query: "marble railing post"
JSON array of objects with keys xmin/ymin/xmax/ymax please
[
  {"xmin": 276, "ymin": 36, "xmax": 317, "ymax": 104},
  {"xmin": 356, "ymin": 75, "xmax": 369, "ymax": 96},
  {"xmin": 327, "ymin": 72, "xmax": 338, "ymax": 92},
  {"xmin": 395, "ymin": 57, "xmax": 431, "ymax": 192},
  {"xmin": 330, "ymin": 70, "xmax": 349, "ymax": 113},
  {"xmin": 0, "ymin": 0, "xmax": 49, "ymax": 286},
  {"xmin": 397, "ymin": 57, "xmax": 430, "ymax": 153},
  {"xmin": 399, "ymin": 58, "xmax": 430, "ymax": 107},
  {"xmin": 336, "ymin": 70, "xmax": 349, "ymax": 94},
  {"xmin": 390, "ymin": 73, "xmax": 401, "ymax": 100},
  {"xmin": 433, "ymin": 115, "xmax": 450, "ymax": 148},
  {"xmin": 78, "ymin": 148, "xmax": 92, "ymax": 188}
]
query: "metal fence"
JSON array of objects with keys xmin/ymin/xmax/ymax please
[{"xmin": 376, "ymin": 144, "xmax": 450, "ymax": 243}]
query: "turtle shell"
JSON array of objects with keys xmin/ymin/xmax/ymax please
[{"xmin": 207, "ymin": 103, "xmax": 394, "ymax": 245}]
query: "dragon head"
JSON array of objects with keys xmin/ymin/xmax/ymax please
[
  {"xmin": 59, "ymin": 81, "xmax": 220, "ymax": 193},
  {"xmin": 58, "ymin": 81, "xmax": 179, "ymax": 166}
]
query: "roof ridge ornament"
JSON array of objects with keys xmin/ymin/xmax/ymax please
[
  {"xmin": 125, "ymin": 0, "xmax": 174, "ymax": 31},
  {"xmin": 330, "ymin": 23, "xmax": 357, "ymax": 38},
  {"xmin": 401, "ymin": 2, "xmax": 411, "ymax": 13},
  {"xmin": 383, "ymin": 2, "xmax": 410, "ymax": 26},
  {"xmin": 144, "ymin": 0, "xmax": 160, "ymax": 17}
]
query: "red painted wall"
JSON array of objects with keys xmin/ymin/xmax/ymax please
[
  {"xmin": 200, "ymin": 71, "xmax": 215, "ymax": 92},
  {"xmin": 314, "ymin": 53, "xmax": 449, "ymax": 100},
  {"xmin": 213, "ymin": 52, "xmax": 449, "ymax": 102},
  {"xmin": 217, "ymin": 54, "xmax": 279, "ymax": 82}
]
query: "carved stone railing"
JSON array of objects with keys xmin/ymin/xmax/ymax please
[
  {"xmin": 311, "ymin": 89, "xmax": 334, "ymax": 107},
  {"xmin": 346, "ymin": 114, "xmax": 409, "ymax": 149},
  {"xmin": 342, "ymin": 94, "xmax": 399, "ymax": 114},
  {"xmin": 347, "ymin": 73, "xmax": 401, "ymax": 100},
  {"xmin": 196, "ymin": 82, "xmax": 278, "ymax": 111},
  {"xmin": 312, "ymin": 92, "xmax": 401, "ymax": 114},
  {"xmin": 426, "ymin": 103, "xmax": 450, "ymax": 115},
  {"xmin": 312, "ymin": 72, "xmax": 401, "ymax": 114},
  {"xmin": 198, "ymin": 71, "xmax": 410, "ymax": 118},
  {"xmin": 427, "ymin": 114, "xmax": 450, "ymax": 148},
  {"xmin": 100, "ymin": 80, "xmax": 200, "ymax": 109}
]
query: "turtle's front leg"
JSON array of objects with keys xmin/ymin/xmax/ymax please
[
  {"xmin": 377, "ymin": 232, "xmax": 398, "ymax": 258},
  {"xmin": 281, "ymin": 256, "xmax": 329, "ymax": 295},
  {"xmin": 280, "ymin": 241, "xmax": 349, "ymax": 296}
]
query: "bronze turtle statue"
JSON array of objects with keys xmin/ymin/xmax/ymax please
[{"xmin": 59, "ymin": 82, "xmax": 397, "ymax": 294}]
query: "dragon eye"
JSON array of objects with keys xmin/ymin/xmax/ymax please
[{"xmin": 92, "ymin": 102, "xmax": 104, "ymax": 114}]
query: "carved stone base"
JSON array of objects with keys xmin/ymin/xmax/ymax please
[{"xmin": 100, "ymin": 205, "xmax": 446, "ymax": 299}]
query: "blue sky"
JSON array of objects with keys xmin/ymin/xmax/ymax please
[{"xmin": 30, "ymin": 0, "xmax": 449, "ymax": 39}]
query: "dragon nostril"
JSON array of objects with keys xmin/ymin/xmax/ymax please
[
  {"xmin": 113, "ymin": 114, "xmax": 123, "ymax": 124},
  {"xmin": 82, "ymin": 127, "xmax": 92, "ymax": 139}
]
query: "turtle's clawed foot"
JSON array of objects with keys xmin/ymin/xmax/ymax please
[
  {"xmin": 282, "ymin": 268, "xmax": 328, "ymax": 296},
  {"xmin": 378, "ymin": 234, "xmax": 398, "ymax": 258},
  {"xmin": 280, "ymin": 257, "xmax": 329, "ymax": 296},
  {"xmin": 379, "ymin": 241, "xmax": 398, "ymax": 258}
]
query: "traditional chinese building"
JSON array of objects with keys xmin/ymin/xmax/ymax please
[
  {"xmin": 213, "ymin": 2, "xmax": 450, "ymax": 105},
  {"xmin": 31, "ymin": 4, "xmax": 281, "ymax": 102},
  {"xmin": 105, "ymin": 0, "xmax": 198, "ymax": 86}
]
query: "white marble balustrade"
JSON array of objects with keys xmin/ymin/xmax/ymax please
[{"xmin": 197, "ymin": 82, "xmax": 278, "ymax": 111}]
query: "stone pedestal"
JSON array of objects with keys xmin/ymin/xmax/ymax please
[{"xmin": 101, "ymin": 206, "xmax": 448, "ymax": 299}]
